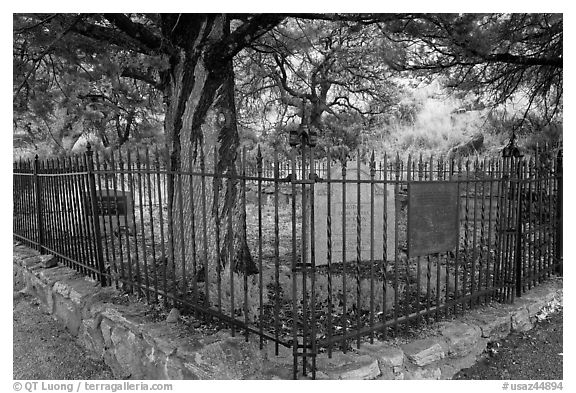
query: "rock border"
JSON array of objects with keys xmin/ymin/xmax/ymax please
[{"xmin": 13, "ymin": 243, "xmax": 562, "ymax": 380}]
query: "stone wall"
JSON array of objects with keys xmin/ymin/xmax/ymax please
[{"xmin": 13, "ymin": 242, "xmax": 562, "ymax": 380}]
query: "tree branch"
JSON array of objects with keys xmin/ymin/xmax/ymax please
[
  {"xmin": 103, "ymin": 13, "xmax": 172, "ymax": 54},
  {"xmin": 13, "ymin": 14, "xmax": 83, "ymax": 100},
  {"xmin": 120, "ymin": 66, "xmax": 163, "ymax": 90},
  {"xmin": 209, "ymin": 14, "xmax": 285, "ymax": 63}
]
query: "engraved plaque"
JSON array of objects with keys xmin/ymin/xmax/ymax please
[
  {"xmin": 85, "ymin": 189, "xmax": 135, "ymax": 232},
  {"xmin": 85, "ymin": 190, "xmax": 132, "ymax": 216},
  {"xmin": 312, "ymin": 164, "xmax": 396, "ymax": 265},
  {"xmin": 96, "ymin": 194, "xmax": 128, "ymax": 216},
  {"xmin": 408, "ymin": 182, "xmax": 459, "ymax": 257}
]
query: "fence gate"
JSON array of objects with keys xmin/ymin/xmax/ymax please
[{"xmin": 287, "ymin": 147, "xmax": 318, "ymax": 379}]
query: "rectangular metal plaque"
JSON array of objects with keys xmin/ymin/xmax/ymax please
[
  {"xmin": 96, "ymin": 194, "xmax": 128, "ymax": 216},
  {"xmin": 85, "ymin": 190, "xmax": 130, "ymax": 216},
  {"xmin": 408, "ymin": 182, "xmax": 459, "ymax": 257},
  {"xmin": 84, "ymin": 190, "xmax": 136, "ymax": 233}
]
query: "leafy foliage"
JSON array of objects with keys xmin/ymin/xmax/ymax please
[
  {"xmin": 13, "ymin": 13, "xmax": 563, "ymax": 159},
  {"xmin": 384, "ymin": 13, "xmax": 563, "ymax": 125},
  {"xmin": 235, "ymin": 18, "xmax": 404, "ymax": 152},
  {"xmin": 13, "ymin": 14, "xmax": 165, "ymax": 157}
]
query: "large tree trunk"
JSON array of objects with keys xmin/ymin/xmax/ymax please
[{"xmin": 161, "ymin": 15, "xmax": 259, "ymax": 320}]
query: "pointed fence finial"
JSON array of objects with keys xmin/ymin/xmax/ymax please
[{"xmin": 256, "ymin": 144, "xmax": 263, "ymax": 173}]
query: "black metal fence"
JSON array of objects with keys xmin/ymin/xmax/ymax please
[{"xmin": 13, "ymin": 143, "xmax": 562, "ymax": 379}]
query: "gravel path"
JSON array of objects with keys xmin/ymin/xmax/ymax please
[{"xmin": 13, "ymin": 280, "xmax": 115, "ymax": 380}]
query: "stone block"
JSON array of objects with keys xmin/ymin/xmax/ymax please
[
  {"xmin": 358, "ymin": 341, "xmax": 404, "ymax": 370},
  {"xmin": 316, "ymin": 352, "xmax": 356, "ymax": 369},
  {"xmin": 439, "ymin": 351, "xmax": 480, "ymax": 380},
  {"xmin": 511, "ymin": 307, "xmax": 533, "ymax": 332},
  {"xmin": 440, "ymin": 322, "xmax": 482, "ymax": 357},
  {"xmin": 405, "ymin": 367, "xmax": 441, "ymax": 380},
  {"xmin": 319, "ymin": 354, "xmax": 380, "ymax": 380},
  {"xmin": 21, "ymin": 255, "xmax": 44, "ymax": 268},
  {"xmin": 82, "ymin": 288, "xmax": 118, "ymax": 320},
  {"xmin": 402, "ymin": 338, "xmax": 445, "ymax": 367},
  {"xmin": 101, "ymin": 318, "xmax": 113, "ymax": 348},
  {"xmin": 166, "ymin": 308, "xmax": 180, "ymax": 323},
  {"xmin": 141, "ymin": 323, "xmax": 180, "ymax": 357},
  {"xmin": 261, "ymin": 364, "xmax": 293, "ymax": 380},
  {"xmin": 110, "ymin": 326, "xmax": 146, "ymax": 379},
  {"xmin": 78, "ymin": 316, "xmax": 105, "ymax": 358},
  {"xmin": 38, "ymin": 266, "xmax": 77, "ymax": 287},
  {"xmin": 141, "ymin": 346, "xmax": 169, "ymax": 380},
  {"xmin": 53, "ymin": 295, "xmax": 82, "ymax": 335},
  {"xmin": 525, "ymin": 298, "xmax": 549, "ymax": 317},
  {"xmin": 67, "ymin": 279, "xmax": 101, "ymax": 306},
  {"xmin": 52, "ymin": 281, "xmax": 71, "ymax": 298},
  {"xmin": 316, "ymin": 352, "xmax": 382, "ymax": 379},
  {"xmin": 26, "ymin": 274, "xmax": 55, "ymax": 313},
  {"xmin": 177, "ymin": 358, "xmax": 201, "ymax": 380},
  {"xmin": 38, "ymin": 254, "xmax": 57, "ymax": 268},
  {"xmin": 171, "ymin": 335, "xmax": 266, "ymax": 379},
  {"xmin": 101, "ymin": 303, "xmax": 151, "ymax": 333},
  {"xmin": 20, "ymin": 254, "xmax": 57, "ymax": 269},
  {"xmin": 338, "ymin": 358, "xmax": 380, "ymax": 380},
  {"xmin": 14, "ymin": 246, "xmax": 39, "ymax": 260},
  {"xmin": 465, "ymin": 308, "xmax": 511, "ymax": 339},
  {"xmin": 376, "ymin": 366, "xmax": 396, "ymax": 380},
  {"xmin": 522, "ymin": 283, "xmax": 558, "ymax": 305}
]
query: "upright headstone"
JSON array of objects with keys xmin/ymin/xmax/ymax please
[
  {"xmin": 311, "ymin": 163, "xmax": 396, "ymax": 265},
  {"xmin": 451, "ymin": 172, "xmax": 500, "ymax": 222}
]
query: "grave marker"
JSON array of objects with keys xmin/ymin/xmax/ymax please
[
  {"xmin": 85, "ymin": 189, "xmax": 135, "ymax": 232},
  {"xmin": 312, "ymin": 164, "xmax": 396, "ymax": 265}
]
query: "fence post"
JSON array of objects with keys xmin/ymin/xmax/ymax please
[
  {"xmin": 514, "ymin": 160, "xmax": 524, "ymax": 298},
  {"xmin": 85, "ymin": 143, "xmax": 107, "ymax": 286},
  {"xmin": 555, "ymin": 149, "xmax": 562, "ymax": 275},
  {"xmin": 33, "ymin": 154, "xmax": 45, "ymax": 253}
]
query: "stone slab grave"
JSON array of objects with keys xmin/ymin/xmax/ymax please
[
  {"xmin": 311, "ymin": 163, "xmax": 396, "ymax": 265},
  {"xmin": 85, "ymin": 189, "xmax": 136, "ymax": 233}
]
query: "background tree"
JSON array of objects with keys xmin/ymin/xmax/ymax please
[
  {"xmin": 382, "ymin": 13, "xmax": 563, "ymax": 127},
  {"xmin": 14, "ymin": 14, "xmax": 165, "ymax": 156},
  {"xmin": 235, "ymin": 18, "xmax": 404, "ymax": 159}
]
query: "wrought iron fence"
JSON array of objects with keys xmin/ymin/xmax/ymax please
[{"xmin": 13, "ymin": 143, "xmax": 562, "ymax": 379}]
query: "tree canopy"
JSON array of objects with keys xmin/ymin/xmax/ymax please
[
  {"xmin": 13, "ymin": 13, "xmax": 563, "ymax": 157},
  {"xmin": 13, "ymin": 12, "xmax": 563, "ymax": 280},
  {"xmin": 382, "ymin": 13, "xmax": 563, "ymax": 124}
]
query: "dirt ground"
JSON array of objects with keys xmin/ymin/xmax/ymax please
[
  {"xmin": 13, "ymin": 280, "xmax": 114, "ymax": 380},
  {"xmin": 453, "ymin": 307, "xmax": 563, "ymax": 380}
]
